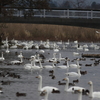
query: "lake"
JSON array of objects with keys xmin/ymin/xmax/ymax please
[{"xmin": 0, "ymin": 41, "xmax": 100, "ymax": 100}]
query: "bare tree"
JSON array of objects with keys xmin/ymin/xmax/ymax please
[{"xmin": 68, "ymin": 0, "xmax": 87, "ymax": 9}]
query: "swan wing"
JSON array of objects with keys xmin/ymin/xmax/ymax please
[
  {"xmin": 57, "ymin": 65, "xmax": 67, "ymax": 69},
  {"xmin": 41, "ymin": 86, "xmax": 59, "ymax": 93},
  {"xmin": 44, "ymin": 65, "xmax": 53, "ymax": 69},
  {"xmin": 93, "ymin": 92, "xmax": 100, "ymax": 98},
  {"xmin": 70, "ymin": 64, "xmax": 77, "ymax": 68},
  {"xmin": 24, "ymin": 64, "xmax": 32, "ymax": 69},
  {"xmin": 67, "ymin": 86, "xmax": 85, "ymax": 92},
  {"xmin": 11, "ymin": 60, "xmax": 20, "ymax": 64},
  {"xmin": 65, "ymin": 72, "xmax": 79, "ymax": 77}
]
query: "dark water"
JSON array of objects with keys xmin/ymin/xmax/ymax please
[{"xmin": 0, "ymin": 42, "xmax": 100, "ymax": 100}]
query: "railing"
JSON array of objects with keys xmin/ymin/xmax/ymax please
[{"xmin": 0, "ymin": 7, "xmax": 100, "ymax": 19}]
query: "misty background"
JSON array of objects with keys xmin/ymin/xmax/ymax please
[{"xmin": 49, "ymin": 0, "xmax": 100, "ymax": 9}]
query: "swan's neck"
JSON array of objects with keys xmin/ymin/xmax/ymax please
[
  {"xmin": 77, "ymin": 68, "xmax": 81, "ymax": 75},
  {"xmin": 52, "ymin": 63, "xmax": 55, "ymax": 68},
  {"xmin": 77, "ymin": 60, "xmax": 79, "ymax": 66},
  {"xmin": 38, "ymin": 77, "xmax": 42, "ymax": 91},
  {"xmin": 67, "ymin": 60, "xmax": 69, "ymax": 68},
  {"xmin": 66, "ymin": 61, "xmax": 69, "ymax": 72},
  {"xmin": 89, "ymin": 84, "xmax": 93, "ymax": 97},
  {"xmin": 39, "ymin": 60, "xmax": 43, "ymax": 68},
  {"xmin": 1, "ymin": 53, "xmax": 3, "ymax": 58},
  {"xmin": 59, "ymin": 53, "xmax": 61, "ymax": 61},
  {"xmin": 78, "ymin": 92, "xmax": 82, "ymax": 100},
  {"xmin": 53, "ymin": 53, "xmax": 56, "ymax": 60},
  {"xmin": 44, "ymin": 92, "xmax": 49, "ymax": 100},
  {"xmin": 20, "ymin": 57, "xmax": 23, "ymax": 63},
  {"xmin": 65, "ymin": 79, "xmax": 69, "ymax": 91},
  {"xmin": 32, "ymin": 59, "xmax": 36, "ymax": 66}
]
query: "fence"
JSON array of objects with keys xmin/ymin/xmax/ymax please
[{"xmin": 0, "ymin": 7, "xmax": 100, "ymax": 19}]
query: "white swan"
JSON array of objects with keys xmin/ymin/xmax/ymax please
[
  {"xmin": 73, "ymin": 52, "xmax": 80, "ymax": 56},
  {"xmin": 5, "ymin": 44, "xmax": 10, "ymax": 53},
  {"xmin": 57, "ymin": 58, "xmax": 69, "ymax": 72},
  {"xmin": 24, "ymin": 56, "xmax": 43, "ymax": 71},
  {"xmin": 69, "ymin": 58, "xmax": 81, "ymax": 69},
  {"xmin": 63, "ymin": 77, "xmax": 86, "ymax": 93},
  {"xmin": 65, "ymin": 67, "xmax": 81, "ymax": 78},
  {"xmin": 47, "ymin": 53, "xmax": 58, "ymax": 63},
  {"xmin": 58, "ymin": 53, "xmax": 66, "ymax": 61},
  {"xmin": 88, "ymin": 81, "xmax": 100, "ymax": 98},
  {"xmin": 36, "ymin": 75, "xmax": 60, "ymax": 94},
  {"xmin": 18, "ymin": 51, "xmax": 23, "ymax": 58},
  {"xmin": 10, "ymin": 56, "xmax": 23, "ymax": 64},
  {"xmin": 43, "ymin": 62, "xmax": 56, "ymax": 70},
  {"xmin": 0, "ymin": 52, "xmax": 5, "ymax": 61}
]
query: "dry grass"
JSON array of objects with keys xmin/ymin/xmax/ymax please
[{"xmin": 0, "ymin": 23, "xmax": 100, "ymax": 42}]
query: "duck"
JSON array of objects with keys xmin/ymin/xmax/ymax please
[
  {"xmin": 73, "ymin": 79, "xmax": 79, "ymax": 83},
  {"xmin": 0, "ymin": 52, "xmax": 5, "ymax": 61},
  {"xmin": 88, "ymin": 81, "xmax": 100, "ymax": 98},
  {"xmin": 58, "ymin": 81, "xmax": 66, "ymax": 85},
  {"xmin": 16, "ymin": 92, "xmax": 26, "ymax": 97},
  {"xmin": 80, "ymin": 70, "xmax": 87, "ymax": 75},
  {"xmin": 36, "ymin": 75, "xmax": 60, "ymax": 94}
]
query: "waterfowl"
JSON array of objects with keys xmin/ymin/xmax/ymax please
[
  {"xmin": 1, "ymin": 80, "xmax": 10, "ymax": 85},
  {"xmin": 69, "ymin": 58, "xmax": 81, "ymax": 69},
  {"xmin": 63, "ymin": 77, "xmax": 87, "ymax": 93},
  {"xmin": 58, "ymin": 81, "xmax": 66, "ymax": 85},
  {"xmin": 73, "ymin": 79, "xmax": 79, "ymax": 83},
  {"xmin": 52, "ymin": 89, "xmax": 60, "ymax": 93},
  {"xmin": 10, "ymin": 56, "xmax": 23, "ymax": 65},
  {"xmin": 88, "ymin": 81, "xmax": 100, "ymax": 98},
  {"xmin": 80, "ymin": 70, "xmax": 87, "ymax": 75},
  {"xmin": 58, "ymin": 53, "xmax": 66, "ymax": 61},
  {"xmin": 36, "ymin": 75, "xmax": 60, "ymax": 94},
  {"xmin": 16, "ymin": 92, "xmax": 26, "ymax": 97},
  {"xmin": 5, "ymin": 44, "xmax": 10, "ymax": 53},
  {"xmin": 65, "ymin": 66, "xmax": 81, "ymax": 78},
  {"xmin": 24, "ymin": 56, "xmax": 43, "ymax": 71},
  {"xmin": 43, "ymin": 62, "xmax": 56, "ymax": 70},
  {"xmin": 18, "ymin": 51, "xmax": 23, "ymax": 58},
  {"xmin": 57, "ymin": 58, "xmax": 70, "ymax": 72},
  {"xmin": 0, "ymin": 52, "xmax": 5, "ymax": 61}
]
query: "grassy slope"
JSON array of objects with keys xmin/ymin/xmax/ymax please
[{"xmin": 0, "ymin": 23, "xmax": 100, "ymax": 42}]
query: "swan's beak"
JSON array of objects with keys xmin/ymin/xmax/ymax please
[
  {"xmin": 62, "ymin": 78, "xmax": 66, "ymax": 81},
  {"xmin": 40, "ymin": 90, "xmax": 47, "ymax": 96},
  {"xmin": 88, "ymin": 81, "xmax": 92, "ymax": 85}
]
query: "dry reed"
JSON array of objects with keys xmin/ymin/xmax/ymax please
[{"xmin": 0, "ymin": 23, "xmax": 100, "ymax": 42}]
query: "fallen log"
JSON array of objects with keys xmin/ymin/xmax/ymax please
[{"xmin": 82, "ymin": 54, "xmax": 100, "ymax": 58}]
